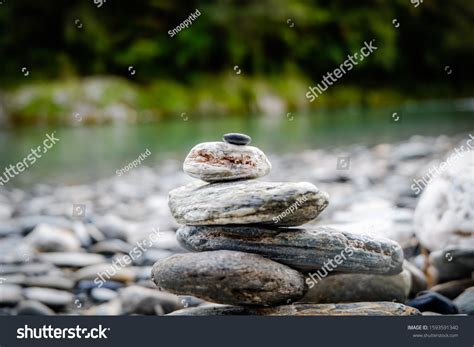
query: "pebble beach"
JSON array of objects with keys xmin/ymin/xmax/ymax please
[{"xmin": 0, "ymin": 132, "xmax": 473, "ymax": 316}]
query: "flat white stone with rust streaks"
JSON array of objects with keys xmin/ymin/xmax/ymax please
[{"xmin": 183, "ymin": 141, "xmax": 271, "ymax": 182}]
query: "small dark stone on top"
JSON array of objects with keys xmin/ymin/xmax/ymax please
[{"xmin": 223, "ymin": 133, "xmax": 251, "ymax": 146}]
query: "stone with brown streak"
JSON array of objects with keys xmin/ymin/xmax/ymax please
[
  {"xmin": 168, "ymin": 302, "xmax": 421, "ymax": 316},
  {"xmin": 177, "ymin": 225, "xmax": 404, "ymax": 274},
  {"xmin": 183, "ymin": 141, "xmax": 271, "ymax": 182}
]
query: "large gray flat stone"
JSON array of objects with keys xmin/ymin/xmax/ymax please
[
  {"xmin": 169, "ymin": 181, "xmax": 329, "ymax": 226},
  {"xmin": 168, "ymin": 302, "xmax": 421, "ymax": 316},
  {"xmin": 177, "ymin": 225, "xmax": 404, "ymax": 275}
]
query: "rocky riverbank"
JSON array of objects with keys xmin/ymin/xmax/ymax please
[
  {"xmin": 0, "ymin": 77, "xmax": 427, "ymax": 126},
  {"xmin": 0, "ymin": 132, "xmax": 472, "ymax": 315}
]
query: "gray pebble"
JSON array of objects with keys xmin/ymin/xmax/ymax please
[
  {"xmin": 431, "ymin": 278, "xmax": 474, "ymax": 299},
  {"xmin": 429, "ymin": 248, "xmax": 474, "ymax": 282},
  {"xmin": 302, "ymin": 270, "xmax": 411, "ymax": 303},
  {"xmin": 23, "ymin": 287, "xmax": 73, "ymax": 307},
  {"xmin": 454, "ymin": 287, "xmax": 474, "ymax": 315},
  {"xmin": 84, "ymin": 298, "xmax": 123, "ymax": 315},
  {"xmin": 24, "ymin": 275, "xmax": 75, "ymax": 291},
  {"xmin": 119, "ymin": 285, "xmax": 180, "ymax": 315},
  {"xmin": 25, "ymin": 224, "xmax": 80, "ymax": 252},
  {"xmin": 39, "ymin": 252, "xmax": 106, "ymax": 268},
  {"xmin": 0, "ymin": 284, "xmax": 23, "ymax": 305},
  {"xmin": 91, "ymin": 287, "xmax": 118, "ymax": 303},
  {"xmin": 16, "ymin": 300, "xmax": 55, "ymax": 315}
]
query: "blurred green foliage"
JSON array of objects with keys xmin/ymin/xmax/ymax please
[
  {"xmin": 1, "ymin": 0, "xmax": 472, "ymax": 86},
  {"xmin": 0, "ymin": 0, "xmax": 473, "ymax": 124}
]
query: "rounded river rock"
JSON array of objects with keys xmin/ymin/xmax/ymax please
[
  {"xmin": 151, "ymin": 250, "xmax": 306, "ymax": 306},
  {"xmin": 183, "ymin": 141, "xmax": 271, "ymax": 182},
  {"xmin": 302, "ymin": 270, "xmax": 411, "ymax": 303}
]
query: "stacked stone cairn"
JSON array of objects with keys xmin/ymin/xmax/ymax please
[{"xmin": 152, "ymin": 133, "xmax": 421, "ymax": 316}]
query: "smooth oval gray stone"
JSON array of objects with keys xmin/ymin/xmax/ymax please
[
  {"xmin": 24, "ymin": 275, "xmax": 75, "ymax": 291},
  {"xmin": 454, "ymin": 287, "xmax": 474, "ymax": 315},
  {"xmin": 83, "ymin": 298, "xmax": 123, "ymax": 316},
  {"xmin": 177, "ymin": 225, "xmax": 404, "ymax": 275},
  {"xmin": 183, "ymin": 141, "xmax": 271, "ymax": 182},
  {"xmin": 16, "ymin": 300, "xmax": 55, "ymax": 315},
  {"xmin": 431, "ymin": 279, "xmax": 474, "ymax": 299},
  {"xmin": 0, "ymin": 263, "xmax": 54, "ymax": 276},
  {"xmin": 407, "ymin": 291, "xmax": 458, "ymax": 314},
  {"xmin": 302, "ymin": 270, "xmax": 411, "ymax": 303},
  {"xmin": 0, "ymin": 274, "xmax": 26, "ymax": 286},
  {"xmin": 152, "ymin": 250, "xmax": 306, "ymax": 306},
  {"xmin": 119, "ymin": 285, "xmax": 181, "ymax": 314},
  {"xmin": 38, "ymin": 252, "xmax": 106, "ymax": 268},
  {"xmin": 15, "ymin": 215, "xmax": 73, "ymax": 233},
  {"xmin": 431, "ymin": 248, "xmax": 474, "ymax": 268},
  {"xmin": 429, "ymin": 247, "xmax": 474, "ymax": 282},
  {"xmin": 91, "ymin": 287, "xmax": 117, "ymax": 303},
  {"xmin": 25, "ymin": 224, "xmax": 81, "ymax": 252},
  {"xmin": 88, "ymin": 239, "xmax": 133, "ymax": 254},
  {"xmin": 73, "ymin": 264, "xmax": 136, "ymax": 283},
  {"xmin": 169, "ymin": 181, "xmax": 329, "ymax": 226},
  {"xmin": 0, "ymin": 284, "xmax": 23, "ymax": 305},
  {"xmin": 223, "ymin": 133, "xmax": 251, "ymax": 145},
  {"xmin": 403, "ymin": 260, "xmax": 428, "ymax": 297},
  {"xmin": 0, "ymin": 222, "xmax": 21, "ymax": 237},
  {"xmin": 23, "ymin": 287, "xmax": 73, "ymax": 307},
  {"xmin": 168, "ymin": 302, "xmax": 421, "ymax": 316}
]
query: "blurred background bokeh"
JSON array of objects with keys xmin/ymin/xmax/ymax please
[{"xmin": 0, "ymin": 0, "xmax": 473, "ymax": 185}]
